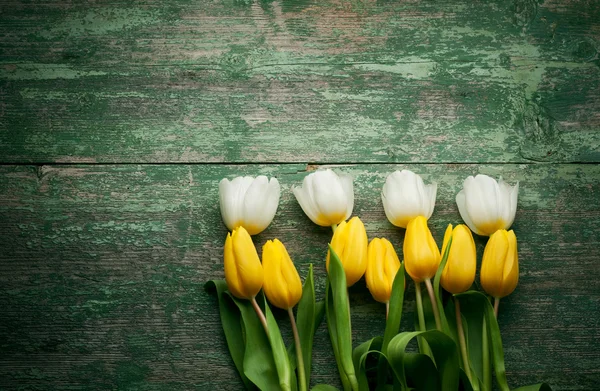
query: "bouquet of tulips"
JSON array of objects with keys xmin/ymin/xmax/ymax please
[{"xmin": 207, "ymin": 170, "xmax": 551, "ymax": 391}]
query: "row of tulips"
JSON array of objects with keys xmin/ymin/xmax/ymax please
[{"xmin": 210, "ymin": 169, "xmax": 548, "ymax": 391}]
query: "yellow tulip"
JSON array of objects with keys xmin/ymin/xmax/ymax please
[
  {"xmin": 480, "ymin": 229, "xmax": 519, "ymax": 298},
  {"xmin": 404, "ymin": 216, "xmax": 441, "ymax": 282},
  {"xmin": 326, "ymin": 217, "xmax": 368, "ymax": 287},
  {"xmin": 440, "ymin": 224, "xmax": 477, "ymax": 294},
  {"xmin": 224, "ymin": 226, "xmax": 264, "ymax": 300},
  {"xmin": 366, "ymin": 238, "xmax": 401, "ymax": 303},
  {"xmin": 262, "ymin": 239, "xmax": 303, "ymax": 309}
]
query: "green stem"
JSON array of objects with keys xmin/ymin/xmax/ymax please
[
  {"xmin": 482, "ymin": 317, "xmax": 491, "ymax": 391},
  {"xmin": 288, "ymin": 308, "xmax": 307, "ymax": 391},
  {"xmin": 251, "ymin": 297, "xmax": 269, "ymax": 336},
  {"xmin": 385, "ymin": 301, "xmax": 389, "ymax": 321},
  {"xmin": 455, "ymin": 298, "xmax": 474, "ymax": 387},
  {"xmin": 424, "ymin": 278, "xmax": 442, "ymax": 331},
  {"xmin": 331, "ymin": 223, "xmax": 338, "ymax": 233},
  {"xmin": 494, "ymin": 297, "xmax": 500, "ymax": 318},
  {"xmin": 415, "ymin": 282, "xmax": 432, "ymax": 357}
]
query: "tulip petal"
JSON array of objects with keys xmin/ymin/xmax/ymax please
[
  {"xmin": 310, "ymin": 170, "xmax": 347, "ymax": 226},
  {"xmin": 293, "ymin": 179, "xmax": 328, "ymax": 226},
  {"xmin": 339, "ymin": 173, "xmax": 355, "ymax": 221},
  {"xmin": 456, "ymin": 182, "xmax": 486, "ymax": 236}
]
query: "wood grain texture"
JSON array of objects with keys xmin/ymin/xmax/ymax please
[
  {"xmin": 0, "ymin": 0, "xmax": 599, "ymax": 163},
  {"xmin": 0, "ymin": 164, "xmax": 598, "ymax": 390}
]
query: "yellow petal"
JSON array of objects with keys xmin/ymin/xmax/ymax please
[
  {"xmin": 404, "ymin": 216, "xmax": 440, "ymax": 282},
  {"xmin": 228, "ymin": 227, "xmax": 264, "ymax": 299},
  {"xmin": 441, "ymin": 225, "xmax": 476, "ymax": 294},
  {"xmin": 262, "ymin": 239, "xmax": 303, "ymax": 309},
  {"xmin": 499, "ymin": 230, "xmax": 519, "ymax": 298},
  {"xmin": 480, "ymin": 230, "xmax": 509, "ymax": 298}
]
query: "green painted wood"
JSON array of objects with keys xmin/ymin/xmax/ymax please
[
  {"xmin": 0, "ymin": 163, "xmax": 598, "ymax": 390},
  {"xmin": 0, "ymin": 0, "xmax": 599, "ymax": 163}
]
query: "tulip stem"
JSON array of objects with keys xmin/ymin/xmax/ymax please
[
  {"xmin": 455, "ymin": 298, "xmax": 474, "ymax": 387},
  {"xmin": 424, "ymin": 278, "xmax": 442, "ymax": 331},
  {"xmin": 482, "ymin": 317, "xmax": 492, "ymax": 391},
  {"xmin": 331, "ymin": 224, "xmax": 337, "ymax": 233},
  {"xmin": 288, "ymin": 308, "xmax": 307, "ymax": 391},
  {"xmin": 385, "ymin": 301, "xmax": 389, "ymax": 321},
  {"xmin": 251, "ymin": 297, "xmax": 269, "ymax": 336},
  {"xmin": 415, "ymin": 282, "xmax": 432, "ymax": 357},
  {"xmin": 494, "ymin": 297, "xmax": 500, "ymax": 318}
]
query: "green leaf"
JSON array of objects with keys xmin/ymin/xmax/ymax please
[
  {"xmin": 264, "ymin": 298, "xmax": 293, "ymax": 391},
  {"xmin": 297, "ymin": 264, "xmax": 325, "ymax": 385},
  {"xmin": 456, "ymin": 291, "xmax": 509, "ymax": 391},
  {"xmin": 326, "ymin": 280, "xmax": 351, "ymax": 391},
  {"xmin": 328, "ymin": 245, "xmax": 359, "ymax": 391},
  {"xmin": 387, "ymin": 330, "xmax": 460, "ymax": 391},
  {"xmin": 205, "ymin": 280, "xmax": 255, "ymax": 390},
  {"xmin": 454, "ymin": 294, "xmax": 486, "ymax": 389},
  {"xmin": 433, "ymin": 236, "xmax": 452, "ymax": 334},
  {"xmin": 312, "ymin": 385, "xmax": 341, "ymax": 391},
  {"xmin": 383, "ymin": 264, "xmax": 406, "ymax": 355},
  {"xmin": 352, "ymin": 337, "xmax": 383, "ymax": 391},
  {"xmin": 403, "ymin": 353, "xmax": 440, "ymax": 390},
  {"xmin": 226, "ymin": 293, "xmax": 281, "ymax": 391},
  {"xmin": 512, "ymin": 384, "xmax": 552, "ymax": 391}
]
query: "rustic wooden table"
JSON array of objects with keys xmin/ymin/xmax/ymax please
[{"xmin": 1, "ymin": 0, "xmax": 599, "ymax": 390}]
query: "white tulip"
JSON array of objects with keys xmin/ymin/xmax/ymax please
[
  {"xmin": 456, "ymin": 174, "xmax": 519, "ymax": 236},
  {"xmin": 381, "ymin": 170, "xmax": 437, "ymax": 228},
  {"xmin": 219, "ymin": 176, "xmax": 280, "ymax": 235},
  {"xmin": 292, "ymin": 169, "xmax": 354, "ymax": 227}
]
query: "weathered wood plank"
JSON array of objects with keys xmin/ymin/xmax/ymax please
[
  {"xmin": 0, "ymin": 163, "xmax": 598, "ymax": 390},
  {"xmin": 0, "ymin": 0, "xmax": 599, "ymax": 163}
]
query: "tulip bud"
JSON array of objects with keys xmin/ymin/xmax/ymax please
[
  {"xmin": 262, "ymin": 239, "xmax": 303, "ymax": 310},
  {"xmin": 381, "ymin": 170, "xmax": 437, "ymax": 228},
  {"xmin": 480, "ymin": 229, "xmax": 519, "ymax": 299},
  {"xmin": 292, "ymin": 169, "xmax": 354, "ymax": 227},
  {"xmin": 404, "ymin": 216, "xmax": 441, "ymax": 282},
  {"xmin": 366, "ymin": 238, "xmax": 401, "ymax": 303},
  {"xmin": 224, "ymin": 226, "xmax": 264, "ymax": 300},
  {"xmin": 219, "ymin": 175, "xmax": 280, "ymax": 235},
  {"xmin": 440, "ymin": 224, "xmax": 477, "ymax": 294},
  {"xmin": 456, "ymin": 174, "xmax": 519, "ymax": 236},
  {"xmin": 326, "ymin": 217, "xmax": 368, "ymax": 287}
]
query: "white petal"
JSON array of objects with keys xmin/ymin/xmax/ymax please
[
  {"xmin": 465, "ymin": 175, "xmax": 500, "ymax": 230},
  {"xmin": 310, "ymin": 170, "xmax": 347, "ymax": 224},
  {"xmin": 505, "ymin": 181, "xmax": 519, "ymax": 229},
  {"xmin": 339, "ymin": 173, "xmax": 354, "ymax": 220},
  {"xmin": 219, "ymin": 178, "xmax": 237, "ymax": 231},
  {"xmin": 293, "ymin": 178, "xmax": 327, "ymax": 226},
  {"xmin": 456, "ymin": 188, "xmax": 485, "ymax": 236},
  {"xmin": 242, "ymin": 176, "xmax": 270, "ymax": 233},
  {"xmin": 425, "ymin": 182, "xmax": 437, "ymax": 219}
]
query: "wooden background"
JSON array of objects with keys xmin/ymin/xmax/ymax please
[{"xmin": 0, "ymin": 0, "xmax": 599, "ymax": 389}]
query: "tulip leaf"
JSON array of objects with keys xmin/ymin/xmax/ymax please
[
  {"xmin": 312, "ymin": 385, "xmax": 341, "ymax": 391},
  {"xmin": 205, "ymin": 280, "xmax": 256, "ymax": 390},
  {"xmin": 512, "ymin": 384, "xmax": 552, "ymax": 391},
  {"xmin": 452, "ymin": 294, "xmax": 485, "ymax": 389},
  {"xmin": 433, "ymin": 236, "xmax": 452, "ymax": 334},
  {"xmin": 327, "ymin": 245, "xmax": 359, "ymax": 391},
  {"xmin": 352, "ymin": 336, "xmax": 383, "ymax": 391},
  {"xmin": 456, "ymin": 291, "xmax": 509, "ymax": 391},
  {"xmin": 224, "ymin": 292, "xmax": 281, "ymax": 391},
  {"xmin": 382, "ymin": 264, "xmax": 406, "ymax": 355},
  {"xmin": 326, "ymin": 280, "xmax": 351, "ymax": 391},
  {"xmin": 264, "ymin": 298, "xmax": 293, "ymax": 391},
  {"xmin": 297, "ymin": 264, "xmax": 326, "ymax": 386},
  {"xmin": 387, "ymin": 329, "xmax": 460, "ymax": 391},
  {"xmin": 403, "ymin": 352, "xmax": 441, "ymax": 390}
]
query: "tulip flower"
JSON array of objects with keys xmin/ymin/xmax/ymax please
[
  {"xmin": 456, "ymin": 174, "xmax": 519, "ymax": 236},
  {"xmin": 293, "ymin": 169, "xmax": 354, "ymax": 227},
  {"xmin": 440, "ymin": 224, "xmax": 477, "ymax": 294},
  {"xmin": 262, "ymin": 239, "xmax": 303, "ymax": 310},
  {"xmin": 381, "ymin": 170, "xmax": 437, "ymax": 228},
  {"xmin": 403, "ymin": 216, "xmax": 441, "ymax": 283},
  {"xmin": 366, "ymin": 238, "xmax": 401, "ymax": 304},
  {"xmin": 224, "ymin": 226, "xmax": 264, "ymax": 300},
  {"xmin": 480, "ymin": 229, "xmax": 519, "ymax": 300},
  {"xmin": 219, "ymin": 175, "xmax": 280, "ymax": 235},
  {"xmin": 326, "ymin": 217, "xmax": 368, "ymax": 287}
]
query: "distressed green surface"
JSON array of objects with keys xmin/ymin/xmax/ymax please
[
  {"xmin": 0, "ymin": 0, "xmax": 599, "ymax": 163},
  {"xmin": 0, "ymin": 164, "xmax": 599, "ymax": 390}
]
